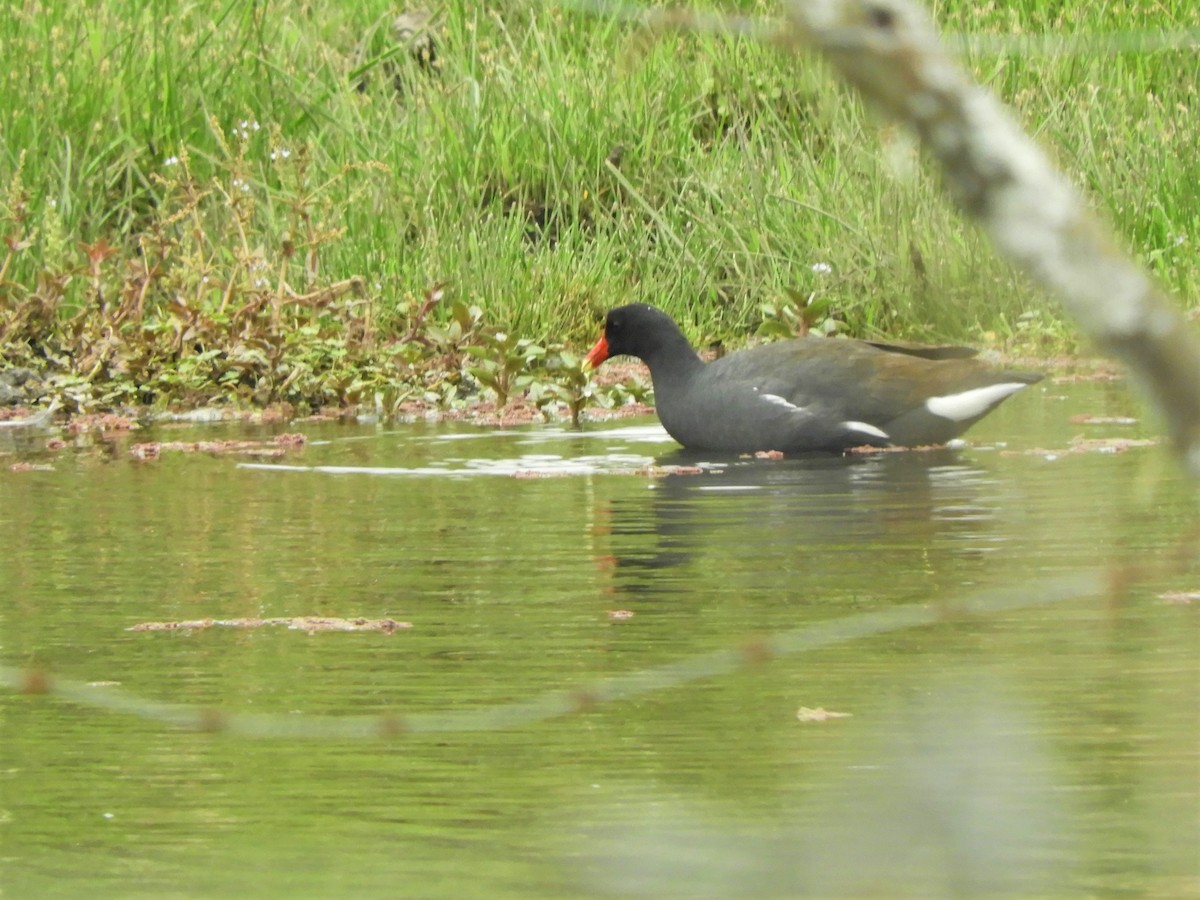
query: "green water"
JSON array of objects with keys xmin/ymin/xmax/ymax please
[{"xmin": 1, "ymin": 381, "xmax": 1197, "ymax": 897}]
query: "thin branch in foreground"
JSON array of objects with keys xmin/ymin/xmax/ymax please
[
  {"xmin": 0, "ymin": 571, "xmax": 1105, "ymax": 739},
  {"xmin": 778, "ymin": 0, "xmax": 1200, "ymax": 472}
]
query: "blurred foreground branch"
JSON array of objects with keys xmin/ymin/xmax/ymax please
[
  {"xmin": 0, "ymin": 571, "xmax": 1104, "ymax": 739},
  {"xmin": 779, "ymin": 0, "xmax": 1200, "ymax": 472}
]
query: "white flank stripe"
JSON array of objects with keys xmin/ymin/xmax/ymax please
[
  {"xmin": 842, "ymin": 421, "xmax": 891, "ymax": 441},
  {"xmin": 925, "ymin": 383, "xmax": 1028, "ymax": 421},
  {"xmin": 761, "ymin": 393, "xmax": 805, "ymax": 412}
]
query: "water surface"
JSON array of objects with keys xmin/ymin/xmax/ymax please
[{"xmin": 1, "ymin": 380, "xmax": 1197, "ymax": 897}]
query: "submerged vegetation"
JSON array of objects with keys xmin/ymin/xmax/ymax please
[{"xmin": 0, "ymin": 1, "xmax": 1197, "ymax": 417}]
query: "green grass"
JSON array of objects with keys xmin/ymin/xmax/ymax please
[{"xmin": 1, "ymin": 0, "xmax": 1198, "ymax": 414}]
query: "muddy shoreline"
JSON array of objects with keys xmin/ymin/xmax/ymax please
[{"xmin": 0, "ymin": 354, "xmax": 1121, "ymax": 451}]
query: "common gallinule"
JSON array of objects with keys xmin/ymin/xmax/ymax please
[{"xmin": 584, "ymin": 304, "xmax": 1042, "ymax": 453}]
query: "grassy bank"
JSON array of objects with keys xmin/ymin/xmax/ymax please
[{"xmin": 1, "ymin": 1, "xmax": 1197, "ymax": 416}]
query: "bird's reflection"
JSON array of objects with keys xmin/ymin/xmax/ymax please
[{"xmin": 596, "ymin": 447, "xmax": 1004, "ymax": 599}]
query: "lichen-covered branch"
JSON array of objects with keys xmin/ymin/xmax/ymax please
[{"xmin": 783, "ymin": 0, "xmax": 1200, "ymax": 473}]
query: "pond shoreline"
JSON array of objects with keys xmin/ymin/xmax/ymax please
[{"xmin": 0, "ymin": 353, "xmax": 1121, "ymax": 440}]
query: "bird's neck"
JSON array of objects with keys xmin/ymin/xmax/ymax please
[{"xmin": 643, "ymin": 333, "xmax": 705, "ymax": 396}]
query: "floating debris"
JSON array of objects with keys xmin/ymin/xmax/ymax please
[
  {"xmin": 1002, "ymin": 436, "xmax": 1159, "ymax": 459},
  {"xmin": 1158, "ymin": 591, "xmax": 1200, "ymax": 605},
  {"xmin": 8, "ymin": 461, "xmax": 54, "ymax": 472},
  {"xmin": 796, "ymin": 706, "xmax": 852, "ymax": 723},
  {"xmin": 131, "ymin": 433, "xmax": 307, "ymax": 460},
  {"xmin": 1069, "ymin": 414, "xmax": 1138, "ymax": 425},
  {"xmin": 636, "ymin": 465, "xmax": 705, "ymax": 477},
  {"xmin": 128, "ymin": 616, "xmax": 411, "ymax": 634},
  {"xmin": 66, "ymin": 414, "xmax": 136, "ymax": 434},
  {"xmin": 846, "ymin": 442, "xmax": 962, "ymax": 455}
]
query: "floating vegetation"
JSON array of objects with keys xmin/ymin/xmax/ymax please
[{"xmin": 130, "ymin": 433, "xmax": 307, "ymax": 460}]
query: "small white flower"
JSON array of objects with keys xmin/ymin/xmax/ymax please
[
  {"xmin": 254, "ymin": 277, "xmax": 269, "ymax": 288},
  {"xmin": 811, "ymin": 262, "xmax": 833, "ymax": 275},
  {"xmin": 164, "ymin": 155, "xmax": 179, "ymax": 167},
  {"xmin": 231, "ymin": 119, "xmax": 259, "ymax": 140},
  {"xmin": 48, "ymin": 197, "xmax": 57, "ymax": 209}
]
